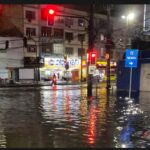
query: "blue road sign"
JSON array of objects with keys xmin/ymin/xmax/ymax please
[{"xmin": 125, "ymin": 49, "xmax": 139, "ymax": 68}]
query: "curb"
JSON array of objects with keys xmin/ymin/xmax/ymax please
[{"xmin": 0, "ymin": 82, "xmax": 82, "ymax": 88}]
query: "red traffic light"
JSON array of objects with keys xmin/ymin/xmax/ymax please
[
  {"xmin": 47, "ymin": 9, "xmax": 55, "ymax": 25},
  {"xmin": 88, "ymin": 52, "xmax": 97, "ymax": 65},
  {"xmin": 41, "ymin": 5, "xmax": 57, "ymax": 21},
  {"xmin": 48, "ymin": 9, "xmax": 55, "ymax": 15},
  {"xmin": 47, "ymin": 6, "xmax": 56, "ymax": 25},
  {"xmin": 91, "ymin": 53, "xmax": 96, "ymax": 58}
]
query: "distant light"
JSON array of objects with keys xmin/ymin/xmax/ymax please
[
  {"xmin": 121, "ymin": 15, "xmax": 126, "ymax": 19},
  {"xmin": 127, "ymin": 13, "xmax": 135, "ymax": 20},
  {"xmin": 121, "ymin": 144, "xmax": 127, "ymax": 148},
  {"xmin": 121, "ymin": 13, "xmax": 135, "ymax": 21}
]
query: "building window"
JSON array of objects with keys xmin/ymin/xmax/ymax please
[
  {"xmin": 55, "ymin": 16, "xmax": 64, "ymax": 24},
  {"xmin": 65, "ymin": 18, "xmax": 73, "ymax": 27},
  {"xmin": 78, "ymin": 34, "xmax": 85, "ymax": 42},
  {"xmin": 42, "ymin": 43, "xmax": 53, "ymax": 53},
  {"xmin": 25, "ymin": 10, "xmax": 35, "ymax": 21},
  {"xmin": 41, "ymin": 26, "xmax": 52, "ymax": 37},
  {"xmin": 65, "ymin": 47, "xmax": 73, "ymax": 55},
  {"xmin": 26, "ymin": 27, "xmax": 36, "ymax": 36},
  {"xmin": 78, "ymin": 48, "xmax": 85, "ymax": 56},
  {"xmin": 78, "ymin": 18, "xmax": 85, "ymax": 27},
  {"xmin": 65, "ymin": 32, "xmax": 73, "ymax": 42},
  {"xmin": 53, "ymin": 43, "xmax": 63, "ymax": 54},
  {"xmin": 27, "ymin": 45, "xmax": 37, "ymax": 53},
  {"xmin": 53, "ymin": 28, "xmax": 64, "ymax": 39}
]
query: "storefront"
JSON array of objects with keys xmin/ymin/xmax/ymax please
[
  {"xmin": 96, "ymin": 60, "xmax": 117, "ymax": 81},
  {"xmin": 40, "ymin": 56, "xmax": 81, "ymax": 81}
]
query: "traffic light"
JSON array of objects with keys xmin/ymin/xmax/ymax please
[
  {"xmin": 90, "ymin": 52, "xmax": 96, "ymax": 65},
  {"xmin": 5, "ymin": 40, "xmax": 9, "ymax": 49},
  {"xmin": 23, "ymin": 37, "xmax": 27, "ymax": 48},
  {"xmin": 89, "ymin": 52, "xmax": 97, "ymax": 65},
  {"xmin": 47, "ymin": 8, "xmax": 55, "ymax": 26}
]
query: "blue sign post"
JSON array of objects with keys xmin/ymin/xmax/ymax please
[
  {"xmin": 125, "ymin": 49, "xmax": 138, "ymax": 68},
  {"xmin": 125, "ymin": 49, "xmax": 139, "ymax": 98}
]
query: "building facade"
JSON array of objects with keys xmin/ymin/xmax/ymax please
[
  {"xmin": 0, "ymin": 36, "xmax": 24, "ymax": 82},
  {"xmin": 0, "ymin": 4, "xmax": 126, "ymax": 82}
]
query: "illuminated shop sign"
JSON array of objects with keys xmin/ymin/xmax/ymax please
[
  {"xmin": 44, "ymin": 57, "xmax": 81, "ymax": 69},
  {"xmin": 96, "ymin": 61, "xmax": 117, "ymax": 67}
]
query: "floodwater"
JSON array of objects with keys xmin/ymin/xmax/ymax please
[{"xmin": 0, "ymin": 85, "xmax": 149, "ymax": 148}]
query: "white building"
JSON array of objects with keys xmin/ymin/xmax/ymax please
[{"xmin": 0, "ymin": 37, "xmax": 24, "ymax": 82}]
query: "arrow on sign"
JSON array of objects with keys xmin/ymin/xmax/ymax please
[{"xmin": 129, "ymin": 61, "xmax": 133, "ymax": 65}]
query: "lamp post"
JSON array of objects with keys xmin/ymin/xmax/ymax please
[
  {"xmin": 121, "ymin": 13, "xmax": 135, "ymax": 98},
  {"xmin": 121, "ymin": 13, "xmax": 135, "ymax": 49}
]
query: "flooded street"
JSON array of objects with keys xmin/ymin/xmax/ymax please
[{"xmin": 0, "ymin": 85, "xmax": 149, "ymax": 148}]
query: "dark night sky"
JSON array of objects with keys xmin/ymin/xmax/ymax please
[{"xmin": 62, "ymin": 4, "xmax": 144, "ymax": 20}]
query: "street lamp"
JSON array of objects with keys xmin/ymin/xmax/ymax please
[
  {"xmin": 121, "ymin": 13, "xmax": 135, "ymax": 98},
  {"xmin": 121, "ymin": 13, "xmax": 135, "ymax": 49}
]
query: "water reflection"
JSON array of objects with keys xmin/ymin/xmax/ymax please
[
  {"xmin": 64, "ymin": 89, "xmax": 72, "ymax": 122},
  {"xmin": 115, "ymin": 92, "xmax": 145, "ymax": 148},
  {"xmin": 0, "ymin": 124, "xmax": 6, "ymax": 148},
  {"xmin": 52, "ymin": 88, "xmax": 57, "ymax": 111},
  {"xmin": 86, "ymin": 88, "xmax": 111, "ymax": 147},
  {"xmin": 87, "ymin": 103, "xmax": 99, "ymax": 145},
  {"xmin": 0, "ymin": 86, "xmax": 149, "ymax": 148}
]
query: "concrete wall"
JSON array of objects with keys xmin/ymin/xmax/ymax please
[
  {"xmin": 140, "ymin": 63, "xmax": 150, "ymax": 91},
  {"xmin": 117, "ymin": 60, "xmax": 141, "ymax": 92}
]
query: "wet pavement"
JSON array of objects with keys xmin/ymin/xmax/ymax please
[{"xmin": 0, "ymin": 85, "xmax": 149, "ymax": 148}]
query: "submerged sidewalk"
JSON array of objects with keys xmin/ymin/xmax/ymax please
[
  {"xmin": 0, "ymin": 80, "xmax": 83, "ymax": 88},
  {"xmin": 0, "ymin": 80, "xmax": 116, "ymax": 90}
]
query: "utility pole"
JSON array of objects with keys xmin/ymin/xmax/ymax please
[
  {"xmin": 87, "ymin": 4, "xmax": 95, "ymax": 97},
  {"xmin": 106, "ymin": 5, "xmax": 111, "ymax": 90}
]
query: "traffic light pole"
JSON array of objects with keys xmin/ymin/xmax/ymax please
[
  {"xmin": 106, "ymin": 5, "xmax": 111, "ymax": 90},
  {"xmin": 87, "ymin": 4, "xmax": 95, "ymax": 97}
]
